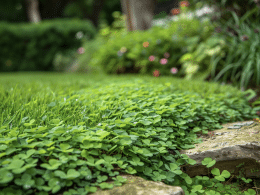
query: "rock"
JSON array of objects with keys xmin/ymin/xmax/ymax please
[
  {"xmin": 89, "ymin": 174, "xmax": 184, "ymax": 195},
  {"xmin": 178, "ymin": 120, "xmax": 260, "ymax": 179},
  {"xmin": 90, "ymin": 121, "xmax": 260, "ymax": 195}
]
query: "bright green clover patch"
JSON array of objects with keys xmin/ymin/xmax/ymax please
[
  {"xmin": 0, "ymin": 74, "xmax": 258, "ymax": 194},
  {"xmin": 0, "ymin": 168, "xmax": 14, "ymax": 184},
  {"xmin": 112, "ymin": 175, "xmax": 128, "ymax": 186},
  {"xmin": 14, "ymin": 173, "xmax": 35, "ymax": 189},
  {"xmin": 40, "ymin": 159, "xmax": 62, "ymax": 170},
  {"xmin": 58, "ymin": 143, "xmax": 73, "ymax": 153},
  {"xmin": 54, "ymin": 169, "xmax": 80, "ymax": 180},
  {"xmin": 98, "ymin": 182, "xmax": 114, "ymax": 190}
]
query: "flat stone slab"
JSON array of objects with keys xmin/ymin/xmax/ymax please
[
  {"xmin": 228, "ymin": 121, "xmax": 255, "ymax": 129},
  {"xmin": 178, "ymin": 120, "xmax": 260, "ymax": 178}
]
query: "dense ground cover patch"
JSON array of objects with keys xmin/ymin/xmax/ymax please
[{"xmin": 0, "ymin": 73, "xmax": 258, "ymax": 195}]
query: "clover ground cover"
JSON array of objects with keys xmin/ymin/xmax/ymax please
[{"xmin": 0, "ymin": 72, "xmax": 258, "ymax": 195}]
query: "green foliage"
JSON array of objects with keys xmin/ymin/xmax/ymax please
[
  {"xmin": 178, "ymin": 35, "xmax": 227, "ymax": 80},
  {"xmin": 97, "ymin": 11, "xmax": 128, "ymax": 42},
  {"xmin": 207, "ymin": 21, "xmax": 260, "ymax": 90},
  {"xmin": 88, "ymin": 15, "xmax": 215, "ymax": 77},
  {"xmin": 76, "ymin": 36, "xmax": 108, "ymax": 74},
  {"xmin": 52, "ymin": 50, "xmax": 78, "ymax": 72},
  {"xmin": 188, "ymin": 0, "xmax": 260, "ymax": 31},
  {"xmin": 153, "ymin": 11, "xmax": 168, "ymax": 20},
  {"xmin": 0, "ymin": 18, "xmax": 97, "ymax": 72},
  {"xmin": 0, "ymin": 0, "xmax": 27, "ymax": 22},
  {"xmin": 0, "ymin": 73, "xmax": 258, "ymax": 194}
]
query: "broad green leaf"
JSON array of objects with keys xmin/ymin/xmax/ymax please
[
  {"xmin": 95, "ymin": 159, "xmax": 105, "ymax": 165},
  {"xmin": 0, "ymin": 144, "xmax": 7, "ymax": 151},
  {"xmin": 0, "ymin": 169, "xmax": 13, "ymax": 184},
  {"xmin": 120, "ymin": 138, "xmax": 132, "ymax": 146},
  {"xmin": 99, "ymin": 182, "xmax": 114, "ymax": 189},
  {"xmin": 40, "ymin": 159, "xmax": 62, "ymax": 170},
  {"xmin": 59, "ymin": 143, "xmax": 71, "ymax": 150},
  {"xmin": 6, "ymin": 159, "xmax": 24, "ymax": 170},
  {"xmin": 153, "ymin": 116, "xmax": 161, "ymax": 124},
  {"xmin": 54, "ymin": 170, "xmax": 67, "ymax": 179},
  {"xmin": 141, "ymin": 148, "xmax": 153, "ymax": 157},
  {"xmin": 38, "ymin": 149, "xmax": 46, "ymax": 154},
  {"xmin": 140, "ymin": 120, "xmax": 152, "ymax": 126},
  {"xmin": 66, "ymin": 169, "xmax": 80, "ymax": 180},
  {"xmin": 85, "ymin": 186, "xmax": 97, "ymax": 193},
  {"xmin": 124, "ymin": 118, "xmax": 132, "ymax": 123},
  {"xmin": 96, "ymin": 130, "xmax": 110, "ymax": 139},
  {"xmin": 97, "ymin": 175, "xmax": 108, "ymax": 183},
  {"xmin": 142, "ymin": 139, "xmax": 151, "ymax": 145},
  {"xmin": 125, "ymin": 167, "xmax": 137, "ymax": 174}
]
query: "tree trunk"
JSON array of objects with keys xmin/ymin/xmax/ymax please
[
  {"xmin": 120, "ymin": 0, "xmax": 156, "ymax": 32},
  {"xmin": 87, "ymin": 0, "xmax": 106, "ymax": 28},
  {"xmin": 25, "ymin": 0, "xmax": 41, "ymax": 23}
]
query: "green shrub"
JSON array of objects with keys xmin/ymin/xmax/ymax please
[
  {"xmin": 52, "ymin": 49, "xmax": 78, "ymax": 72},
  {"xmin": 76, "ymin": 36, "xmax": 108, "ymax": 74},
  {"xmin": 0, "ymin": 18, "xmax": 97, "ymax": 72},
  {"xmin": 97, "ymin": 11, "xmax": 128, "ymax": 42},
  {"xmin": 205, "ymin": 21, "xmax": 260, "ymax": 90},
  {"xmin": 178, "ymin": 35, "xmax": 227, "ymax": 80},
  {"xmin": 88, "ymin": 15, "xmax": 215, "ymax": 77}
]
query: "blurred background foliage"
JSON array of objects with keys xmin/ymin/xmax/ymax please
[{"xmin": 0, "ymin": 0, "xmax": 260, "ymax": 98}]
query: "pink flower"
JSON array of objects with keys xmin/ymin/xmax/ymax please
[
  {"xmin": 160, "ymin": 58, "xmax": 168, "ymax": 65},
  {"xmin": 170, "ymin": 67, "xmax": 178, "ymax": 74},
  {"xmin": 180, "ymin": 1, "xmax": 190, "ymax": 7},
  {"xmin": 77, "ymin": 47, "xmax": 85, "ymax": 54},
  {"xmin": 164, "ymin": 52, "xmax": 170, "ymax": 58},
  {"xmin": 149, "ymin": 55, "xmax": 155, "ymax": 61}
]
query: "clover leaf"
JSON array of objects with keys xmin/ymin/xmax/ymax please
[
  {"xmin": 129, "ymin": 156, "xmax": 144, "ymax": 166},
  {"xmin": 151, "ymin": 171, "xmax": 167, "ymax": 181},
  {"xmin": 40, "ymin": 159, "xmax": 62, "ymax": 170},
  {"xmin": 85, "ymin": 186, "xmax": 97, "ymax": 193},
  {"xmin": 97, "ymin": 175, "xmax": 108, "ymax": 183},
  {"xmin": 98, "ymin": 182, "xmax": 114, "ymax": 189},
  {"xmin": 112, "ymin": 175, "xmax": 127, "ymax": 186},
  {"xmin": 14, "ymin": 173, "xmax": 35, "ymax": 190},
  {"xmin": 0, "ymin": 144, "xmax": 7, "ymax": 151},
  {"xmin": 54, "ymin": 169, "xmax": 80, "ymax": 180},
  {"xmin": 0, "ymin": 168, "xmax": 13, "ymax": 184},
  {"xmin": 125, "ymin": 167, "xmax": 137, "ymax": 174}
]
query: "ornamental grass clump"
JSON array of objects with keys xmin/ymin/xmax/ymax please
[
  {"xmin": 0, "ymin": 73, "xmax": 258, "ymax": 195},
  {"xmin": 208, "ymin": 21, "xmax": 260, "ymax": 90}
]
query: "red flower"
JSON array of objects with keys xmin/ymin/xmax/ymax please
[
  {"xmin": 171, "ymin": 8, "xmax": 180, "ymax": 15},
  {"xmin": 153, "ymin": 70, "xmax": 160, "ymax": 77},
  {"xmin": 180, "ymin": 1, "xmax": 189, "ymax": 7}
]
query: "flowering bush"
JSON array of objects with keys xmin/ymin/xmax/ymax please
[{"xmin": 85, "ymin": 1, "xmax": 215, "ymax": 78}]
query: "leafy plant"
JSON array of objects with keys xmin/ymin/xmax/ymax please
[
  {"xmin": 0, "ymin": 73, "xmax": 258, "ymax": 194},
  {"xmin": 178, "ymin": 35, "xmax": 227, "ymax": 80},
  {"xmin": 53, "ymin": 50, "xmax": 78, "ymax": 72},
  {"xmin": 88, "ymin": 12, "xmax": 215, "ymax": 78},
  {"xmin": 208, "ymin": 21, "xmax": 260, "ymax": 90}
]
